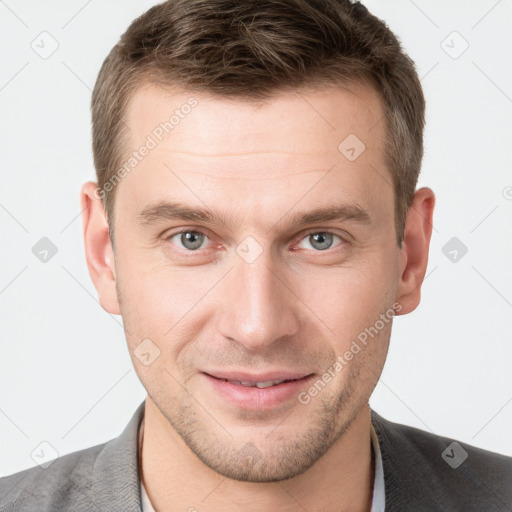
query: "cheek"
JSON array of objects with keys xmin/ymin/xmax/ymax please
[
  {"xmin": 115, "ymin": 257, "xmax": 226, "ymax": 355},
  {"xmin": 296, "ymin": 258, "xmax": 398, "ymax": 343}
]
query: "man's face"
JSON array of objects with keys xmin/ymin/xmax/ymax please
[{"xmin": 112, "ymin": 83, "xmax": 402, "ymax": 482}]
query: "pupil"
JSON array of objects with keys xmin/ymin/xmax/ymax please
[
  {"xmin": 311, "ymin": 232, "xmax": 332, "ymax": 250},
  {"xmin": 182, "ymin": 231, "xmax": 203, "ymax": 250}
]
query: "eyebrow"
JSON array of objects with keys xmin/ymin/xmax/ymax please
[{"xmin": 137, "ymin": 200, "xmax": 371, "ymax": 231}]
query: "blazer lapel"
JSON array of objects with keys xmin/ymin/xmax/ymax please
[{"xmin": 88, "ymin": 400, "xmax": 146, "ymax": 512}]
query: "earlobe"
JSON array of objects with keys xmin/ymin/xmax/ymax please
[
  {"xmin": 395, "ymin": 187, "xmax": 435, "ymax": 315},
  {"xmin": 80, "ymin": 182, "xmax": 121, "ymax": 315}
]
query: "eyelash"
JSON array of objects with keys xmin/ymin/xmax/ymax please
[{"xmin": 165, "ymin": 228, "xmax": 346, "ymax": 254}]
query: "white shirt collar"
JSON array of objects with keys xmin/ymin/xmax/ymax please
[{"xmin": 370, "ymin": 421, "xmax": 386, "ymax": 511}]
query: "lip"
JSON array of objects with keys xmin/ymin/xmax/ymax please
[
  {"xmin": 201, "ymin": 371, "xmax": 315, "ymax": 411},
  {"xmin": 203, "ymin": 370, "xmax": 312, "ymax": 383}
]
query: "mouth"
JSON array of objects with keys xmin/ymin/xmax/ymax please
[
  {"xmin": 201, "ymin": 371, "xmax": 315, "ymax": 410},
  {"xmin": 214, "ymin": 378, "xmax": 298, "ymax": 389}
]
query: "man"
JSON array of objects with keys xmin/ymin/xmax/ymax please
[{"xmin": 1, "ymin": 0, "xmax": 510, "ymax": 510}]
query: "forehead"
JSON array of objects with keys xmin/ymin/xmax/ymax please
[
  {"xmin": 124, "ymin": 81, "xmax": 385, "ymax": 160},
  {"xmin": 116, "ymin": 81, "xmax": 391, "ymax": 230}
]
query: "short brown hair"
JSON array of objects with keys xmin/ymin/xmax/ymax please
[{"xmin": 91, "ymin": 0, "xmax": 425, "ymax": 245}]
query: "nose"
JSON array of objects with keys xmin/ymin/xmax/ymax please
[{"xmin": 217, "ymin": 247, "xmax": 301, "ymax": 351}]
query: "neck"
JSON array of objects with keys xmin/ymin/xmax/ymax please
[{"xmin": 139, "ymin": 398, "xmax": 374, "ymax": 512}]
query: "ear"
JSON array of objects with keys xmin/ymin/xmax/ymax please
[
  {"xmin": 80, "ymin": 182, "xmax": 121, "ymax": 315},
  {"xmin": 395, "ymin": 187, "xmax": 435, "ymax": 315}
]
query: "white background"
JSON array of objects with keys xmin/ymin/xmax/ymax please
[{"xmin": 1, "ymin": 0, "xmax": 511, "ymax": 476}]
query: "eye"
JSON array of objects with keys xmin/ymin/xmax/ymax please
[
  {"xmin": 296, "ymin": 231, "xmax": 344, "ymax": 251},
  {"xmin": 167, "ymin": 229, "xmax": 210, "ymax": 251},
  {"xmin": 165, "ymin": 228, "xmax": 346, "ymax": 254}
]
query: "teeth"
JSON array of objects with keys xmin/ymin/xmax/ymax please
[
  {"xmin": 229, "ymin": 379, "xmax": 287, "ymax": 388},
  {"xmin": 256, "ymin": 380, "xmax": 284, "ymax": 388}
]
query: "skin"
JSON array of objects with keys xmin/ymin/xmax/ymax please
[{"xmin": 81, "ymin": 82, "xmax": 434, "ymax": 512}]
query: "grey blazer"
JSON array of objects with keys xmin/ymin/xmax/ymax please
[{"xmin": 1, "ymin": 400, "xmax": 511, "ymax": 511}]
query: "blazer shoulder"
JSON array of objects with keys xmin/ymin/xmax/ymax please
[
  {"xmin": 374, "ymin": 410, "xmax": 512, "ymax": 467},
  {"xmin": 371, "ymin": 409, "xmax": 512, "ymax": 510},
  {"xmin": 0, "ymin": 442, "xmax": 106, "ymax": 512}
]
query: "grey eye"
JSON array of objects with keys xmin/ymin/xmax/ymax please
[
  {"xmin": 298, "ymin": 232, "xmax": 342, "ymax": 251},
  {"xmin": 172, "ymin": 230, "xmax": 207, "ymax": 250}
]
